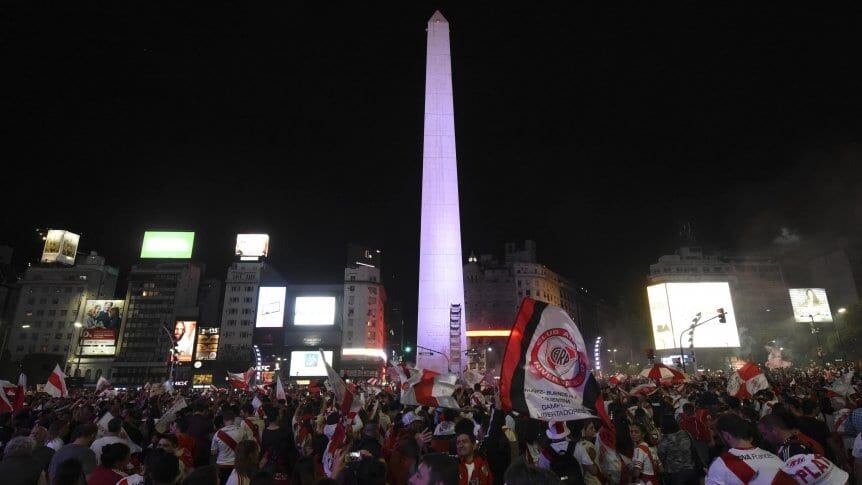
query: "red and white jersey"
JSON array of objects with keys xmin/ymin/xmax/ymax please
[
  {"xmin": 240, "ymin": 416, "xmax": 264, "ymax": 444},
  {"xmin": 634, "ymin": 442, "xmax": 660, "ymax": 478},
  {"xmin": 780, "ymin": 454, "xmax": 848, "ymax": 485},
  {"xmin": 706, "ymin": 447, "xmax": 791, "ymax": 485},
  {"xmin": 211, "ymin": 424, "xmax": 245, "ymax": 466}
]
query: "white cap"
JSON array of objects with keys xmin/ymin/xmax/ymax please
[{"xmin": 546, "ymin": 420, "xmax": 570, "ymax": 440}]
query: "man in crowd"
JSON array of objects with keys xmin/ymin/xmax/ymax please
[
  {"xmin": 210, "ymin": 408, "xmax": 245, "ymax": 485},
  {"xmin": 48, "ymin": 423, "xmax": 98, "ymax": 482}
]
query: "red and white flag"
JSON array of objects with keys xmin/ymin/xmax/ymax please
[
  {"xmin": 401, "ymin": 368, "xmax": 460, "ymax": 409},
  {"xmin": 96, "ymin": 376, "xmax": 111, "ymax": 393},
  {"xmin": 13, "ymin": 374, "xmax": 26, "ymax": 411},
  {"xmin": 320, "ymin": 349, "xmax": 363, "ymax": 414},
  {"xmin": 228, "ymin": 367, "xmax": 255, "ymax": 390},
  {"xmin": 0, "ymin": 382, "xmax": 13, "ymax": 413},
  {"xmin": 499, "ymin": 298, "xmax": 606, "ymax": 422},
  {"xmin": 387, "ymin": 364, "xmax": 410, "ymax": 386},
  {"xmin": 463, "ymin": 369, "xmax": 482, "ymax": 388},
  {"xmin": 727, "ymin": 362, "xmax": 769, "ymax": 399},
  {"xmin": 275, "ymin": 375, "xmax": 286, "ymax": 401},
  {"xmin": 44, "ymin": 364, "xmax": 68, "ymax": 398}
]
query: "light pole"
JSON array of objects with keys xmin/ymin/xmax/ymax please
[
  {"xmin": 806, "ymin": 314, "xmax": 825, "ymax": 365},
  {"xmin": 836, "ymin": 308, "xmax": 848, "ymax": 362},
  {"xmin": 72, "ymin": 322, "xmax": 84, "ymax": 377}
]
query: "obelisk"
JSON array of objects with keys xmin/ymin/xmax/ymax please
[{"xmin": 417, "ymin": 10, "xmax": 467, "ymax": 374}]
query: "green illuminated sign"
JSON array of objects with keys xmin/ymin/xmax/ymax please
[{"xmin": 140, "ymin": 231, "xmax": 195, "ymax": 258}]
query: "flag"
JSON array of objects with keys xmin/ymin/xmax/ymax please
[
  {"xmin": 401, "ymin": 368, "xmax": 460, "ymax": 409},
  {"xmin": 228, "ymin": 368, "xmax": 255, "ymax": 389},
  {"xmin": 44, "ymin": 364, "xmax": 68, "ymax": 398},
  {"xmin": 463, "ymin": 369, "xmax": 482, "ymax": 388},
  {"xmin": 322, "ymin": 421, "xmax": 346, "ymax": 477},
  {"xmin": 13, "ymin": 374, "xmax": 26, "ymax": 411},
  {"xmin": 827, "ymin": 371, "xmax": 855, "ymax": 397},
  {"xmin": 155, "ymin": 397, "xmax": 188, "ymax": 433},
  {"xmin": 252, "ymin": 395, "xmax": 262, "ymax": 411},
  {"xmin": 276, "ymin": 375, "xmax": 286, "ymax": 401},
  {"xmin": 499, "ymin": 298, "xmax": 602, "ymax": 421},
  {"xmin": 320, "ymin": 349, "xmax": 364, "ymax": 414},
  {"xmin": 96, "ymin": 376, "xmax": 111, "ymax": 393},
  {"xmin": 0, "ymin": 384, "xmax": 12, "ymax": 413},
  {"xmin": 727, "ymin": 362, "xmax": 770, "ymax": 399}
]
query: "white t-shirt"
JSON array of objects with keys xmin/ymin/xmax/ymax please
[
  {"xmin": 706, "ymin": 447, "xmax": 786, "ymax": 485},
  {"xmin": 90, "ymin": 435, "xmax": 129, "ymax": 465},
  {"xmin": 46, "ymin": 438, "xmax": 63, "ymax": 451},
  {"xmin": 780, "ymin": 454, "xmax": 848, "ymax": 485},
  {"xmin": 225, "ymin": 469, "xmax": 250, "ymax": 485},
  {"xmin": 574, "ymin": 440, "xmax": 602, "ymax": 485},
  {"xmin": 852, "ymin": 434, "xmax": 862, "ymax": 459},
  {"xmin": 465, "ymin": 462, "xmax": 475, "ymax": 481}
]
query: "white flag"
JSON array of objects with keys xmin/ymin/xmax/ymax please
[
  {"xmin": 96, "ymin": 376, "xmax": 111, "ymax": 393},
  {"xmin": 276, "ymin": 375, "xmax": 286, "ymax": 401}
]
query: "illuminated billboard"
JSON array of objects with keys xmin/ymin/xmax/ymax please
[
  {"xmin": 256, "ymin": 287, "xmax": 286, "ymax": 328},
  {"xmin": 235, "ymin": 234, "xmax": 270, "ymax": 260},
  {"xmin": 41, "ymin": 230, "xmax": 80, "ymax": 265},
  {"xmin": 789, "ymin": 288, "xmax": 833, "ymax": 323},
  {"xmin": 288, "ymin": 350, "xmax": 333, "ymax": 377},
  {"xmin": 647, "ymin": 282, "xmax": 740, "ymax": 350},
  {"xmin": 174, "ymin": 321, "xmax": 197, "ymax": 362},
  {"xmin": 140, "ymin": 231, "xmax": 195, "ymax": 259},
  {"xmin": 294, "ymin": 296, "xmax": 336, "ymax": 326},
  {"xmin": 80, "ymin": 299, "xmax": 124, "ymax": 356},
  {"xmin": 195, "ymin": 327, "xmax": 219, "ymax": 360}
]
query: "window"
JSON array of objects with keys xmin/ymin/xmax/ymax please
[
  {"xmin": 36, "ymin": 310, "xmax": 44, "ymax": 316},
  {"xmin": 65, "ymin": 287, "xmax": 72, "ymax": 293},
  {"xmin": 52, "ymin": 298, "xmax": 59, "ymax": 305},
  {"xmin": 67, "ymin": 333, "xmax": 72, "ymax": 339},
  {"xmin": 48, "ymin": 310, "xmax": 56, "ymax": 316},
  {"xmin": 39, "ymin": 298, "xmax": 47, "ymax": 304},
  {"xmin": 46, "ymin": 322, "xmax": 53, "ymax": 328},
  {"xmin": 60, "ymin": 310, "xmax": 67, "ymax": 316},
  {"xmin": 52, "ymin": 345, "xmax": 59, "ymax": 352},
  {"xmin": 55, "ymin": 333, "xmax": 62, "ymax": 340}
]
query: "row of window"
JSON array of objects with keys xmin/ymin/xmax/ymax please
[
  {"xmin": 24, "ymin": 309, "xmax": 70, "ymax": 317},
  {"xmin": 225, "ymin": 308, "xmax": 253, "ymax": 315},
  {"xmin": 16, "ymin": 344, "xmax": 69, "ymax": 353},
  {"xmin": 229, "ymin": 286, "xmax": 256, "ymax": 292},
  {"xmin": 224, "ymin": 319, "xmax": 253, "ymax": 327},
  {"xmin": 228, "ymin": 297, "xmax": 254, "ymax": 304},
  {"xmin": 27, "ymin": 286, "xmax": 85, "ymax": 293},
  {"xmin": 17, "ymin": 332, "xmax": 73, "ymax": 341}
]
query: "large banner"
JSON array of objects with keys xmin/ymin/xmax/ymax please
[
  {"xmin": 41, "ymin": 230, "xmax": 80, "ymax": 265},
  {"xmin": 500, "ymin": 298, "xmax": 601, "ymax": 421},
  {"xmin": 195, "ymin": 327, "xmax": 219, "ymax": 360},
  {"xmin": 174, "ymin": 321, "xmax": 197, "ymax": 362},
  {"xmin": 789, "ymin": 288, "xmax": 833, "ymax": 323},
  {"xmin": 81, "ymin": 300, "xmax": 124, "ymax": 356}
]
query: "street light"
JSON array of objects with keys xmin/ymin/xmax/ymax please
[{"xmin": 21, "ymin": 325, "xmax": 30, "ymax": 329}]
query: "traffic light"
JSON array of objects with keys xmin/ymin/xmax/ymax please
[{"xmin": 717, "ymin": 308, "xmax": 727, "ymax": 323}]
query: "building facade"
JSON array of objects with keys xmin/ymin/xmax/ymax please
[
  {"xmin": 463, "ymin": 241, "xmax": 616, "ymax": 375},
  {"xmin": 7, "ymin": 252, "xmax": 118, "ymax": 382},
  {"xmin": 217, "ymin": 262, "xmax": 264, "ymax": 363},
  {"xmin": 342, "ymin": 265, "xmax": 386, "ymax": 378},
  {"xmin": 112, "ymin": 262, "xmax": 203, "ymax": 385}
]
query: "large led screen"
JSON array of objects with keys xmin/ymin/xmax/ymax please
[
  {"xmin": 789, "ymin": 288, "xmax": 833, "ymax": 323},
  {"xmin": 41, "ymin": 230, "xmax": 80, "ymax": 265},
  {"xmin": 80, "ymin": 299, "xmax": 124, "ymax": 356},
  {"xmin": 294, "ymin": 296, "xmax": 336, "ymax": 326},
  {"xmin": 288, "ymin": 350, "xmax": 333, "ymax": 377},
  {"xmin": 174, "ymin": 321, "xmax": 197, "ymax": 362},
  {"xmin": 256, "ymin": 287, "xmax": 286, "ymax": 327},
  {"xmin": 195, "ymin": 327, "xmax": 219, "ymax": 360},
  {"xmin": 235, "ymin": 234, "xmax": 270, "ymax": 260},
  {"xmin": 647, "ymin": 282, "xmax": 740, "ymax": 350},
  {"xmin": 140, "ymin": 231, "xmax": 195, "ymax": 259}
]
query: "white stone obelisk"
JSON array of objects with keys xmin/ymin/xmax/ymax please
[{"xmin": 417, "ymin": 10, "xmax": 467, "ymax": 374}]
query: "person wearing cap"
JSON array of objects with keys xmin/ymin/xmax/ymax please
[
  {"xmin": 431, "ymin": 409, "xmax": 457, "ymax": 454},
  {"xmin": 538, "ymin": 421, "xmax": 583, "ymax": 484},
  {"xmin": 456, "ymin": 432, "xmax": 492, "ymax": 485}
]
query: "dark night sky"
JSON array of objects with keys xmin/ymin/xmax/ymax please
[{"xmin": 3, "ymin": 4, "xmax": 862, "ymax": 341}]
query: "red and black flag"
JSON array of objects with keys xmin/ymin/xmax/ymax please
[{"xmin": 500, "ymin": 298, "xmax": 611, "ymax": 428}]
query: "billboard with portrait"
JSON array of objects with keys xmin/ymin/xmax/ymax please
[
  {"xmin": 174, "ymin": 321, "xmax": 197, "ymax": 362},
  {"xmin": 195, "ymin": 327, "xmax": 219, "ymax": 360},
  {"xmin": 41, "ymin": 230, "xmax": 80, "ymax": 265},
  {"xmin": 256, "ymin": 287, "xmax": 286, "ymax": 328},
  {"xmin": 140, "ymin": 231, "xmax": 195, "ymax": 259},
  {"xmin": 647, "ymin": 282, "xmax": 740, "ymax": 350},
  {"xmin": 80, "ymin": 299, "xmax": 125, "ymax": 356},
  {"xmin": 235, "ymin": 234, "xmax": 270, "ymax": 260},
  {"xmin": 789, "ymin": 288, "xmax": 833, "ymax": 323},
  {"xmin": 288, "ymin": 350, "xmax": 333, "ymax": 377},
  {"xmin": 294, "ymin": 296, "xmax": 336, "ymax": 326}
]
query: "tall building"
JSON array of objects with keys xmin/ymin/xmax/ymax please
[
  {"xmin": 648, "ymin": 246, "xmax": 791, "ymax": 355},
  {"xmin": 464, "ymin": 241, "xmax": 617, "ymax": 375},
  {"xmin": 113, "ymin": 261, "xmax": 203, "ymax": 385},
  {"xmin": 7, "ymin": 252, "xmax": 118, "ymax": 381},
  {"xmin": 217, "ymin": 262, "xmax": 265, "ymax": 363},
  {"xmin": 342, "ymin": 262, "xmax": 387, "ymax": 379},
  {"xmin": 417, "ymin": 10, "xmax": 467, "ymax": 373}
]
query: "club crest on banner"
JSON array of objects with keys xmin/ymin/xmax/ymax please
[{"xmin": 530, "ymin": 328, "xmax": 588, "ymax": 388}]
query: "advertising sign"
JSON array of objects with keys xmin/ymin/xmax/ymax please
[
  {"xmin": 80, "ymin": 299, "xmax": 125, "ymax": 356},
  {"xmin": 256, "ymin": 287, "xmax": 286, "ymax": 328},
  {"xmin": 195, "ymin": 327, "xmax": 219, "ymax": 361},
  {"xmin": 174, "ymin": 321, "xmax": 197, "ymax": 362},
  {"xmin": 647, "ymin": 282, "xmax": 740, "ymax": 350},
  {"xmin": 789, "ymin": 288, "xmax": 833, "ymax": 323},
  {"xmin": 140, "ymin": 231, "xmax": 195, "ymax": 259},
  {"xmin": 235, "ymin": 234, "xmax": 270, "ymax": 260},
  {"xmin": 294, "ymin": 296, "xmax": 336, "ymax": 326},
  {"xmin": 41, "ymin": 230, "xmax": 80, "ymax": 265},
  {"xmin": 288, "ymin": 350, "xmax": 334, "ymax": 377},
  {"xmin": 449, "ymin": 304, "xmax": 462, "ymax": 373},
  {"xmin": 192, "ymin": 374, "xmax": 212, "ymax": 386}
]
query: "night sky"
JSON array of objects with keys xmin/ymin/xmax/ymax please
[{"xmin": 4, "ymin": 4, "xmax": 862, "ymax": 341}]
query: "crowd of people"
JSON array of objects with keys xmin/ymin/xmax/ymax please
[{"xmin": 0, "ymin": 365, "xmax": 861, "ymax": 485}]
